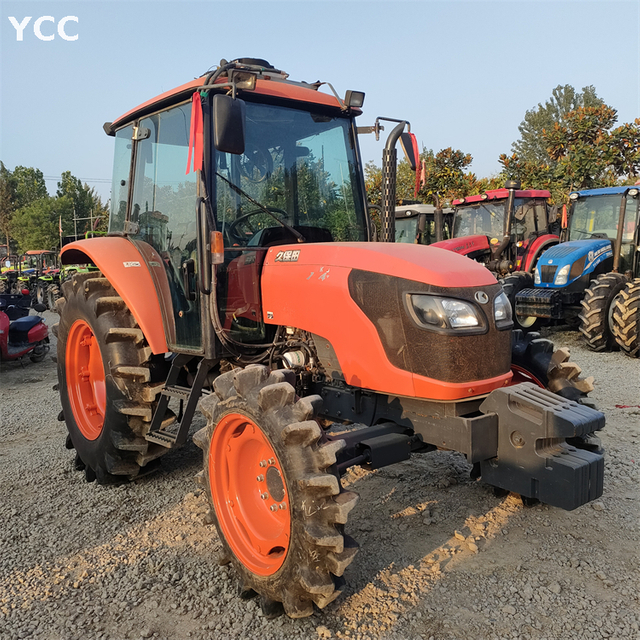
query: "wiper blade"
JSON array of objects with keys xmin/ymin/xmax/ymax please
[{"xmin": 216, "ymin": 172, "xmax": 306, "ymax": 243}]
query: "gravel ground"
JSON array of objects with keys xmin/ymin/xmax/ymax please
[{"xmin": 0, "ymin": 311, "xmax": 638, "ymax": 640}]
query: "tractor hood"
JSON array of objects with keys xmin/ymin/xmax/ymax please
[
  {"xmin": 535, "ymin": 239, "xmax": 613, "ymax": 288},
  {"xmin": 430, "ymin": 235, "xmax": 491, "ymax": 257},
  {"xmin": 540, "ymin": 239, "xmax": 612, "ymax": 269},
  {"xmin": 261, "ymin": 242, "xmax": 511, "ymax": 401}
]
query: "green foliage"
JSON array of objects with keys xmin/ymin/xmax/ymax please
[
  {"xmin": 502, "ymin": 104, "xmax": 640, "ymax": 200},
  {"xmin": 512, "ymin": 85, "xmax": 604, "ymax": 164},
  {"xmin": 11, "ymin": 197, "xmax": 63, "ymax": 251},
  {"xmin": 0, "ymin": 164, "xmax": 109, "ymax": 251},
  {"xmin": 12, "ymin": 165, "xmax": 48, "ymax": 209},
  {"xmin": 366, "ymin": 147, "xmax": 481, "ymax": 208}
]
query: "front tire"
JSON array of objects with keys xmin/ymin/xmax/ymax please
[
  {"xmin": 578, "ymin": 273, "xmax": 627, "ymax": 351},
  {"xmin": 56, "ymin": 272, "xmax": 168, "ymax": 483},
  {"xmin": 611, "ymin": 279, "xmax": 640, "ymax": 358},
  {"xmin": 502, "ymin": 271, "xmax": 540, "ymax": 331},
  {"xmin": 194, "ymin": 365, "xmax": 359, "ymax": 619}
]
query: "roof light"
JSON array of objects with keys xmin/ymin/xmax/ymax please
[
  {"xmin": 344, "ymin": 90, "xmax": 365, "ymax": 108},
  {"xmin": 481, "ymin": 194, "xmax": 488, "ymax": 200},
  {"xmin": 569, "ymin": 192, "xmax": 579, "ymax": 200},
  {"xmin": 629, "ymin": 188, "xmax": 639, "ymax": 197}
]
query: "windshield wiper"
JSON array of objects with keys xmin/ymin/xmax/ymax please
[{"xmin": 216, "ymin": 172, "xmax": 306, "ymax": 243}]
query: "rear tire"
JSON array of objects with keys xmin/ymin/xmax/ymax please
[
  {"xmin": 578, "ymin": 273, "xmax": 627, "ymax": 351},
  {"xmin": 611, "ymin": 279, "xmax": 640, "ymax": 358},
  {"xmin": 194, "ymin": 365, "xmax": 359, "ymax": 619},
  {"xmin": 56, "ymin": 272, "xmax": 168, "ymax": 483},
  {"xmin": 502, "ymin": 271, "xmax": 540, "ymax": 332}
]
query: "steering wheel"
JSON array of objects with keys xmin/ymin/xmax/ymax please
[
  {"xmin": 239, "ymin": 143, "xmax": 273, "ymax": 183},
  {"xmin": 227, "ymin": 207, "xmax": 289, "ymax": 244}
]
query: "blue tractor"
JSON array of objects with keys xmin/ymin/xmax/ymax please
[{"xmin": 516, "ymin": 186, "xmax": 640, "ymax": 356}]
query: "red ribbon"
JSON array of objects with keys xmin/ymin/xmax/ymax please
[
  {"xmin": 409, "ymin": 133, "xmax": 420, "ymax": 197},
  {"xmin": 186, "ymin": 92, "xmax": 204, "ymax": 174}
]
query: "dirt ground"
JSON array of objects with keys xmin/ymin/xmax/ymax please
[{"xmin": 0, "ymin": 312, "xmax": 638, "ymax": 640}]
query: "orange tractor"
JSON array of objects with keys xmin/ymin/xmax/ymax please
[{"xmin": 55, "ymin": 58, "xmax": 604, "ymax": 618}]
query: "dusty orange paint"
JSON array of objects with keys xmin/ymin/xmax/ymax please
[
  {"xmin": 261, "ymin": 243, "xmax": 511, "ymax": 401},
  {"xmin": 111, "ymin": 76, "xmax": 346, "ymax": 130},
  {"xmin": 61, "ymin": 237, "xmax": 169, "ymax": 354}
]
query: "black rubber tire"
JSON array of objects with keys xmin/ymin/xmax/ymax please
[
  {"xmin": 501, "ymin": 271, "xmax": 540, "ymax": 332},
  {"xmin": 0, "ymin": 280, "xmax": 6, "ymax": 294},
  {"xmin": 36, "ymin": 282, "xmax": 47, "ymax": 307},
  {"xmin": 578, "ymin": 273, "xmax": 628, "ymax": 351},
  {"xmin": 511, "ymin": 329, "xmax": 602, "ymax": 453},
  {"xmin": 611, "ymin": 279, "xmax": 640, "ymax": 358},
  {"xmin": 29, "ymin": 338, "xmax": 50, "ymax": 363},
  {"xmin": 47, "ymin": 284, "xmax": 61, "ymax": 312},
  {"xmin": 194, "ymin": 365, "xmax": 359, "ymax": 619},
  {"xmin": 511, "ymin": 329, "xmax": 594, "ymax": 402},
  {"xmin": 56, "ymin": 272, "xmax": 168, "ymax": 483}
]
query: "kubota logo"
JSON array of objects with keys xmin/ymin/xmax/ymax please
[{"xmin": 8, "ymin": 16, "xmax": 79, "ymax": 41}]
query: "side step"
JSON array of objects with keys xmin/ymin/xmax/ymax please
[{"xmin": 145, "ymin": 356, "xmax": 216, "ymax": 449}]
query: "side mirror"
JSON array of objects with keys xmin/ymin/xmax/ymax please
[
  {"xmin": 399, "ymin": 132, "xmax": 417, "ymax": 171},
  {"xmin": 33, "ymin": 303, "xmax": 47, "ymax": 313},
  {"xmin": 213, "ymin": 94, "xmax": 246, "ymax": 155}
]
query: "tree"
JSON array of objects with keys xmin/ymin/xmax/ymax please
[
  {"xmin": 0, "ymin": 163, "xmax": 17, "ymax": 250},
  {"xmin": 12, "ymin": 165, "xmax": 48, "ymax": 209},
  {"xmin": 10, "ymin": 197, "xmax": 62, "ymax": 251},
  {"xmin": 545, "ymin": 105, "xmax": 640, "ymax": 190},
  {"xmin": 512, "ymin": 85, "xmax": 604, "ymax": 164},
  {"xmin": 56, "ymin": 170, "xmax": 108, "ymax": 236}
]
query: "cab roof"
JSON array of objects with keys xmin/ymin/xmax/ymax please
[
  {"xmin": 109, "ymin": 59, "xmax": 351, "ymax": 133},
  {"xmin": 453, "ymin": 188, "xmax": 551, "ymax": 206},
  {"xmin": 570, "ymin": 187, "xmax": 636, "ymax": 198}
]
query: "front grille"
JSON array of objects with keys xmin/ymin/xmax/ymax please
[{"xmin": 540, "ymin": 265, "xmax": 557, "ymax": 283}]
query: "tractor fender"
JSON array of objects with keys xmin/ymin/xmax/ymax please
[
  {"xmin": 61, "ymin": 237, "xmax": 168, "ymax": 354},
  {"xmin": 522, "ymin": 234, "xmax": 559, "ymax": 272}
]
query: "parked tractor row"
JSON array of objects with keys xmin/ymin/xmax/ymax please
[{"xmin": 394, "ymin": 183, "xmax": 639, "ymax": 358}]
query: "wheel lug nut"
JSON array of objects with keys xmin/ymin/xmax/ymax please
[
  {"xmin": 270, "ymin": 504, "xmax": 278, "ymax": 512},
  {"xmin": 259, "ymin": 460, "xmax": 267, "ymax": 467},
  {"xmin": 260, "ymin": 492, "xmax": 269, "ymax": 500},
  {"xmin": 256, "ymin": 474, "xmax": 264, "ymax": 482},
  {"xmin": 279, "ymin": 503, "xmax": 287, "ymax": 510},
  {"xmin": 268, "ymin": 458, "xmax": 275, "ymax": 465}
]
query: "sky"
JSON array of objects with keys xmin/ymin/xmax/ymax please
[{"xmin": 1, "ymin": 0, "xmax": 639, "ymax": 203}]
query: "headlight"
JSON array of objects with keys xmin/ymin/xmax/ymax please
[
  {"xmin": 493, "ymin": 292, "xmax": 513, "ymax": 328},
  {"xmin": 534, "ymin": 268, "xmax": 541, "ymax": 285},
  {"xmin": 408, "ymin": 294, "xmax": 479, "ymax": 330},
  {"xmin": 554, "ymin": 264, "xmax": 571, "ymax": 286}
]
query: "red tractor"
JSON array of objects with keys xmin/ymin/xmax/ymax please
[
  {"xmin": 54, "ymin": 58, "xmax": 603, "ymax": 619},
  {"xmin": 432, "ymin": 182, "xmax": 560, "ymax": 330}
]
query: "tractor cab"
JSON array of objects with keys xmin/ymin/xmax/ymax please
[
  {"xmin": 433, "ymin": 183, "xmax": 559, "ymax": 276},
  {"xmin": 565, "ymin": 187, "xmax": 639, "ymax": 276},
  {"xmin": 394, "ymin": 203, "xmax": 453, "ymax": 245}
]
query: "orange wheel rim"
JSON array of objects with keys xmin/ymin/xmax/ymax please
[
  {"xmin": 209, "ymin": 412, "xmax": 291, "ymax": 576},
  {"xmin": 66, "ymin": 319, "xmax": 106, "ymax": 440},
  {"xmin": 511, "ymin": 364, "xmax": 545, "ymax": 388}
]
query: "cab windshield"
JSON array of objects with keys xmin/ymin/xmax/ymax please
[
  {"xmin": 453, "ymin": 202, "xmax": 505, "ymax": 239},
  {"xmin": 215, "ymin": 102, "xmax": 367, "ymax": 246},
  {"xmin": 569, "ymin": 194, "xmax": 629, "ymax": 241}
]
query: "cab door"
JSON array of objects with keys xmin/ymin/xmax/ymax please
[{"xmin": 127, "ymin": 101, "xmax": 203, "ymax": 353}]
